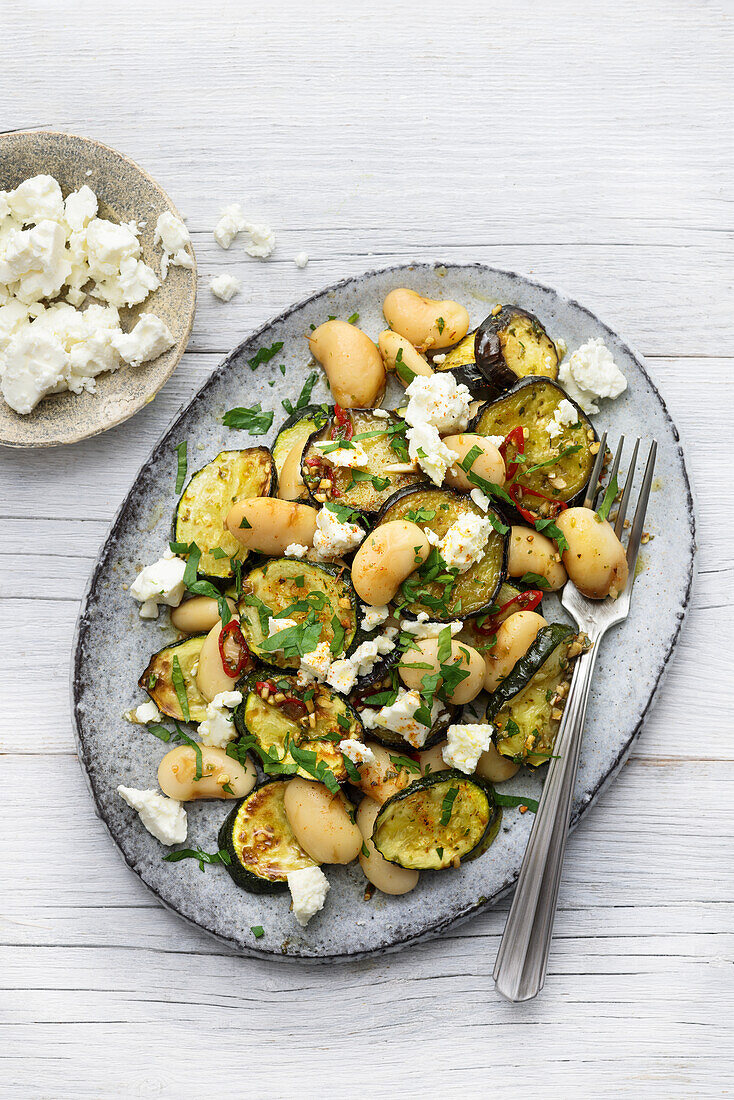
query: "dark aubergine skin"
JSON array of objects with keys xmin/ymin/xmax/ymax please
[
  {"xmin": 443, "ymin": 363, "xmax": 500, "ymax": 400},
  {"xmin": 468, "ymin": 376, "xmax": 599, "ymax": 510},
  {"xmin": 474, "ymin": 305, "xmax": 558, "ymax": 393}
]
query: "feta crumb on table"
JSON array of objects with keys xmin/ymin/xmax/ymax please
[
  {"xmin": 117, "ymin": 786, "xmax": 187, "ymax": 845},
  {"xmin": 153, "ymin": 211, "xmax": 193, "ymax": 278},
  {"xmin": 209, "ymin": 273, "xmax": 241, "ymax": 301},
  {"xmin": 294, "ymin": 251, "xmax": 309, "ymax": 268},
  {"xmin": 287, "ymin": 865, "xmax": 330, "ymax": 927}
]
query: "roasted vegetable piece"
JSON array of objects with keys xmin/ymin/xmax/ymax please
[
  {"xmin": 271, "ymin": 405, "xmax": 330, "ymax": 476},
  {"xmin": 139, "ymin": 635, "xmax": 208, "ymax": 723},
  {"xmin": 372, "ymin": 770, "xmax": 498, "ymax": 870},
  {"xmin": 234, "ymin": 671, "xmax": 364, "ymax": 783},
  {"xmin": 472, "ymin": 378, "xmax": 598, "ymax": 512},
  {"xmin": 174, "ymin": 448, "xmax": 275, "ymax": 579},
  {"xmin": 486, "ymin": 623, "xmax": 577, "ymax": 765},
  {"xmin": 375, "ymin": 486, "xmax": 508, "ymax": 619},
  {"xmin": 475, "ymin": 306, "xmax": 559, "ymax": 391},
  {"xmin": 218, "ymin": 781, "xmax": 316, "ymax": 893},
  {"xmin": 237, "ymin": 558, "xmax": 358, "ymax": 669},
  {"xmin": 301, "ymin": 408, "xmax": 422, "ymax": 514}
]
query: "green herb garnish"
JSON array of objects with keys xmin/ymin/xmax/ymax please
[
  {"xmin": 596, "ymin": 473, "xmax": 619, "ymax": 523},
  {"xmin": 171, "ymin": 656, "xmax": 190, "ymax": 723},
  {"xmin": 174, "ymin": 441, "xmax": 187, "ymax": 494},
  {"xmin": 248, "ymin": 341, "xmax": 283, "ymax": 371},
  {"xmin": 440, "ymin": 786, "xmax": 459, "ymax": 825},
  {"xmin": 222, "ymin": 403, "xmax": 274, "ymax": 435},
  {"xmin": 163, "ymin": 847, "xmax": 231, "ymax": 871}
]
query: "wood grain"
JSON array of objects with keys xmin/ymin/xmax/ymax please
[{"xmin": 1, "ymin": 0, "xmax": 733, "ymax": 1095}]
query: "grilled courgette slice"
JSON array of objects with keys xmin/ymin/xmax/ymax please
[
  {"xmin": 301, "ymin": 408, "xmax": 422, "ymax": 514},
  {"xmin": 472, "ymin": 378, "xmax": 597, "ymax": 511},
  {"xmin": 272, "ymin": 405, "xmax": 330, "ymax": 476},
  {"xmin": 372, "ymin": 770, "xmax": 498, "ymax": 870},
  {"xmin": 139, "ymin": 635, "xmax": 208, "ymax": 723},
  {"xmin": 475, "ymin": 306, "xmax": 559, "ymax": 391},
  {"xmin": 234, "ymin": 671, "xmax": 364, "ymax": 783},
  {"xmin": 487, "ymin": 623, "xmax": 576, "ymax": 765},
  {"xmin": 237, "ymin": 558, "xmax": 358, "ymax": 669},
  {"xmin": 174, "ymin": 448, "xmax": 275, "ymax": 580},
  {"xmin": 218, "ymin": 780, "xmax": 316, "ymax": 893},
  {"xmin": 375, "ymin": 486, "xmax": 508, "ymax": 619}
]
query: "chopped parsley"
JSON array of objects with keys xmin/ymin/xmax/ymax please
[
  {"xmin": 251, "ymin": 925, "xmax": 265, "ymax": 939},
  {"xmin": 282, "ymin": 370, "xmax": 319, "ymax": 415},
  {"xmin": 440, "ymin": 786, "xmax": 459, "ymax": 825},
  {"xmin": 493, "ymin": 793, "xmax": 539, "ymax": 813},
  {"xmin": 170, "ymin": 656, "xmax": 190, "ymax": 723}
]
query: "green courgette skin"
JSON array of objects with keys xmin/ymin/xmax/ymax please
[
  {"xmin": 486, "ymin": 623, "xmax": 575, "ymax": 719},
  {"xmin": 372, "ymin": 769, "xmax": 498, "ymax": 871},
  {"xmin": 218, "ymin": 779, "xmax": 315, "ymax": 894},
  {"xmin": 271, "ymin": 405, "xmax": 330, "ymax": 475},
  {"xmin": 139, "ymin": 634, "xmax": 209, "ymax": 723},
  {"xmin": 237, "ymin": 558, "xmax": 359, "ymax": 667},
  {"xmin": 173, "ymin": 447, "xmax": 276, "ymax": 581}
]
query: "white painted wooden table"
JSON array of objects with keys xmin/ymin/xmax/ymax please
[{"xmin": 2, "ymin": 2, "xmax": 733, "ymax": 1096}]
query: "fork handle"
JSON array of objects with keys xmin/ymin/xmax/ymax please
[{"xmin": 493, "ymin": 634, "xmax": 600, "ymax": 1002}]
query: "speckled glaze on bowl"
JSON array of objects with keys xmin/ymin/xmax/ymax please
[
  {"xmin": 72, "ymin": 263, "xmax": 695, "ymax": 961},
  {"xmin": 0, "ymin": 130, "xmax": 196, "ymax": 448}
]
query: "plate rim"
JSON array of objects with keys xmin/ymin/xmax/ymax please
[
  {"xmin": 0, "ymin": 129, "xmax": 197, "ymax": 449},
  {"xmin": 70, "ymin": 260, "xmax": 696, "ymax": 961}
]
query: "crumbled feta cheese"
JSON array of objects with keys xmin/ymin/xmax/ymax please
[
  {"xmin": 372, "ymin": 408, "xmax": 390, "ymax": 419},
  {"xmin": 9, "ymin": 175, "xmax": 64, "ymax": 223},
  {"xmin": 63, "ymin": 186, "xmax": 98, "ymax": 233},
  {"xmin": 359, "ymin": 707, "xmax": 380, "ymax": 729},
  {"xmin": 197, "ymin": 690, "xmax": 243, "ymax": 748},
  {"xmin": 312, "ymin": 506, "xmax": 364, "ymax": 559},
  {"xmin": 432, "ymin": 353, "xmax": 447, "ymax": 364},
  {"xmin": 287, "ymin": 865, "xmax": 330, "ymax": 927},
  {"xmin": 376, "ymin": 687, "xmax": 444, "ymax": 749},
  {"xmin": 470, "ymin": 487, "xmax": 490, "ymax": 512},
  {"xmin": 547, "ymin": 397, "xmax": 581, "ymax": 440},
  {"xmin": 0, "ymin": 299, "xmax": 28, "ymax": 353},
  {"xmin": 130, "ymin": 549, "xmax": 186, "ymax": 618},
  {"xmin": 117, "ymin": 786, "xmax": 187, "ymax": 845},
  {"xmin": 440, "ymin": 513, "xmax": 492, "ymax": 573},
  {"xmin": 486, "ymin": 435, "xmax": 505, "ymax": 448},
  {"xmin": 243, "ymin": 221, "xmax": 276, "ymax": 259},
  {"xmin": 298, "ymin": 641, "xmax": 333, "ymax": 684},
  {"xmin": 340, "ymin": 739, "xmax": 375, "ymax": 767},
  {"xmin": 312, "ymin": 439, "xmax": 369, "ymax": 468},
  {"xmin": 361, "ymin": 604, "xmax": 389, "ymax": 631},
  {"xmin": 209, "ymin": 273, "xmax": 241, "ymax": 301},
  {"xmin": 213, "ymin": 203, "xmax": 247, "ymax": 249},
  {"xmin": 294, "ymin": 251, "xmax": 309, "ymax": 268},
  {"xmin": 326, "ymin": 658, "xmax": 357, "ymax": 694},
  {"xmin": 154, "ymin": 211, "xmax": 193, "ymax": 278},
  {"xmin": 350, "ymin": 633, "xmax": 396, "ymax": 675},
  {"xmin": 124, "ymin": 700, "xmax": 162, "ymax": 725},
  {"xmin": 113, "ymin": 313, "xmax": 175, "ymax": 368},
  {"xmin": 442, "ymin": 723, "xmax": 492, "ymax": 773},
  {"xmin": 284, "ymin": 543, "xmax": 309, "ymax": 559},
  {"xmin": 404, "ymin": 373, "xmax": 473, "ymax": 433},
  {"xmin": 84, "ymin": 217, "xmax": 140, "ymax": 277},
  {"xmin": 558, "ymin": 338, "xmax": 627, "ymax": 414},
  {"xmin": 400, "ymin": 618, "xmax": 462, "ymax": 639},
  {"xmin": 406, "ymin": 421, "xmax": 455, "ymax": 486},
  {"xmin": 267, "ymin": 616, "xmax": 298, "ymax": 649},
  {"xmin": 424, "ymin": 526, "xmax": 441, "ymax": 547},
  {"xmin": 0, "ymin": 327, "xmax": 68, "ymax": 414}
]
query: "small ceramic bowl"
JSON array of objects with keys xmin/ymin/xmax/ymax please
[{"xmin": 0, "ymin": 131, "xmax": 197, "ymax": 448}]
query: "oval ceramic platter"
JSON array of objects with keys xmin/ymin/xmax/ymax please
[
  {"xmin": 0, "ymin": 131, "xmax": 196, "ymax": 448},
  {"xmin": 72, "ymin": 263, "xmax": 695, "ymax": 961}
]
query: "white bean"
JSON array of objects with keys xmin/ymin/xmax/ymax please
[
  {"xmin": 351, "ymin": 521, "xmax": 430, "ymax": 605},
  {"xmin": 307, "ymin": 319, "xmax": 386, "ymax": 408},
  {"xmin": 283, "ymin": 777, "xmax": 362, "ymax": 865},
  {"xmin": 383, "ymin": 288, "xmax": 470, "ymax": 350},
  {"xmin": 225, "ymin": 498, "xmax": 317, "ymax": 555},
  {"xmin": 555, "ymin": 507, "xmax": 629, "ymax": 598},
  {"xmin": 158, "ymin": 744, "xmax": 255, "ymax": 800},
  {"xmin": 508, "ymin": 525, "xmax": 567, "ymax": 590},
  {"xmin": 357, "ymin": 797, "xmax": 419, "ymax": 895}
]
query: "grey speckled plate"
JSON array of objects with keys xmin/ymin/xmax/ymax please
[
  {"xmin": 0, "ymin": 131, "xmax": 196, "ymax": 448},
  {"xmin": 72, "ymin": 263, "xmax": 695, "ymax": 961}
]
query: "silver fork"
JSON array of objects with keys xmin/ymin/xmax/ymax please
[{"xmin": 493, "ymin": 433, "xmax": 657, "ymax": 1002}]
